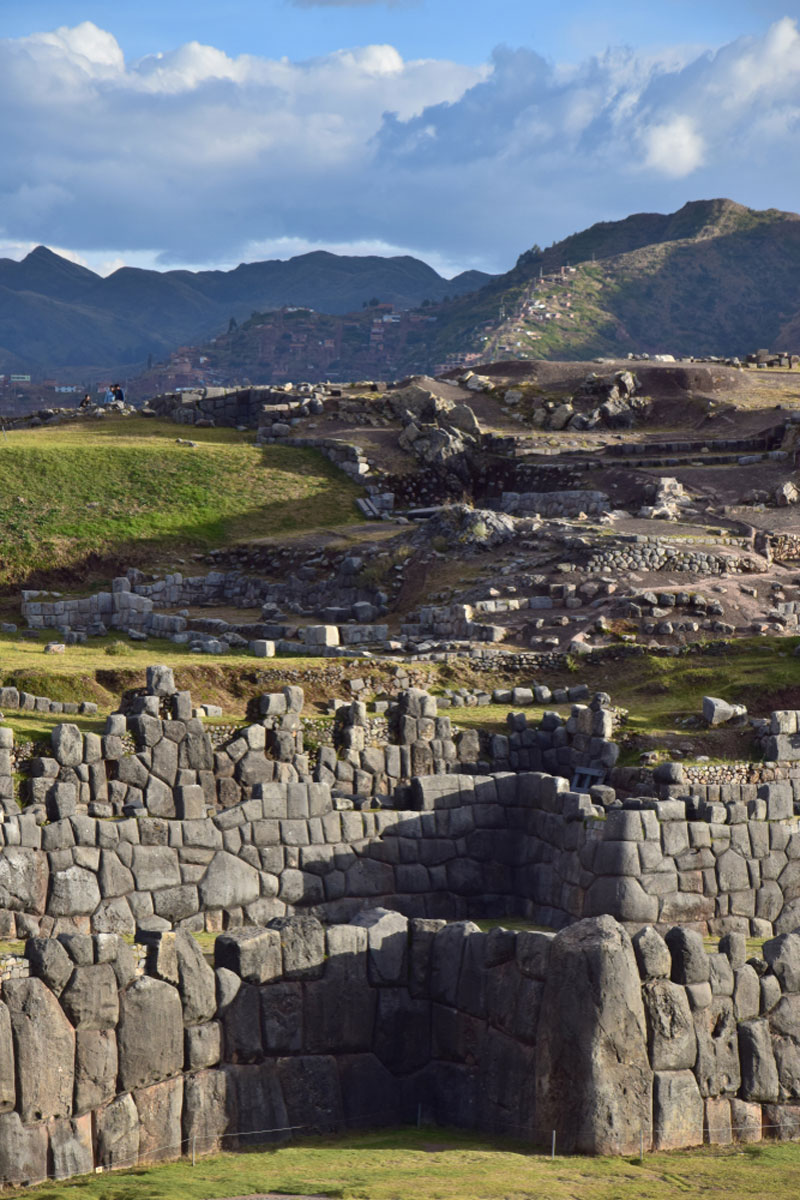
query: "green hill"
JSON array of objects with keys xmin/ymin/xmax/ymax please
[
  {"xmin": 0, "ymin": 419, "xmax": 360, "ymax": 588},
  {"xmin": 424, "ymin": 199, "xmax": 800, "ymax": 363}
]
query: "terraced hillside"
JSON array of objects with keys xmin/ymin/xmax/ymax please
[{"xmin": 424, "ymin": 199, "xmax": 800, "ymax": 363}]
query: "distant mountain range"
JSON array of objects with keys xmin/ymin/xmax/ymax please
[
  {"xmin": 0, "ymin": 247, "xmax": 492, "ymax": 373},
  {"xmin": 5, "ymin": 198, "xmax": 800, "ymax": 382}
]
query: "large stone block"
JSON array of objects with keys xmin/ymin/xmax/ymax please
[
  {"xmin": 261, "ymin": 983, "xmax": 303, "ymax": 1054},
  {"xmin": 583, "ymin": 876, "xmax": 658, "ymax": 924},
  {"xmin": 118, "ymin": 976, "xmax": 183, "ymax": 1091},
  {"xmin": 48, "ymin": 1113, "xmax": 93, "ymax": 1179},
  {"xmin": 268, "ymin": 915, "xmax": 325, "ymax": 980},
  {"xmin": 0, "ymin": 849, "xmax": 48, "ymax": 915},
  {"xmin": 175, "ymin": 931, "xmax": 217, "ymax": 1025},
  {"xmin": 666, "ymin": 927, "xmax": 710, "ymax": 985},
  {"xmin": 693, "ymin": 997, "xmax": 740, "ymax": 1098},
  {"xmin": 130, "ymin": 845, "xmax": 181, "ymax": 892},
  {"xmin": 25, "ymin": 937, "xmax": 73, "ymax": 994},
  {"xmin": 198, "ymin": 851, "xmax": 260, "ymax": 910},
  {"xmin": 768, "ymin": 993, "xmax": 800, "ymax": 1098},
  {"xmin": 215, "ymin": 927, "xmax": 282, "ymax": 984},
  {"xmin": 135, "ymin": 1076, "xmax": 184, "ymax": 1163},
  {"xmin": 632, "ymin": 926, "xmax": 671, "ymax": 980},
  {"xmin": 226, "ymin": 1062, "xmax": 288, "ymax": 1144},
  {"xmin": 49, "ymin": 866, "xmax": 101, "ymax": 917},
  {"xmin": 182, "ymin": 1069, "xmax": 233, "ymax": 1154},
  {"xmin": 95, "ymin": 1092, "xmax": 139, "ymax": 1168},
  {"xmin": 350, "ymin": 908, "xmax": 409, "ymax": 986},
  {"xmin": 185, "ymin": 1022, "xmax": 222, "ymax": 1071},
  {"xmin": 0, "ymin": 1112, "xmax": 48, "ymax": 1185},
  {"xmin": 277, "ymin": 1055, "xmax": 343, "ymax": 1132},
  {"xmin": 0, "ymin": 1005, "xmax": 12, "ymax": 1115},
  {"xmin": 52, "ymin": 724, "xmax": 83, "ymax": 768},
  {"xmin": 4, "ymin": 977, "xmax": 74, "ymax": 1123},
  {"xmin": 60, "ymin": 963, "xmax": 119, "ymax": 1030},
  {"xmin": 763, "ymin": 931, "xmax": 800, "ymax": 992},
  {"xmin": 653, "ymin": 1070, "xmax": 704, "ymax": 1150},
  {"xmin": 535, "ymin": 916, "xmax": 652, "ymax": 1155},
  {"xmin": 644, "ymin": 980, "xmax": 696, "ymax": 1071},
  {"xmin": 74, "ymin": 1028, "xmax": 118, "ymax": 1113},
  {"xmin": 738, "ymin": 1018, "xmax": 780, "ymax": 1101}
]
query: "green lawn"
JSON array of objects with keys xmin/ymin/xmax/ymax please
[
  {"xmin": 0, "ymin": 418, "xmax": 360, "ymax": 584},
  {"xmin": 12, "ymin": 1127, "xmax": 800, "ymax": 1200}
]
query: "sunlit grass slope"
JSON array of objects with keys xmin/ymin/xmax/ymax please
[{"xmin": 0, "ymin": 418, "xmax": 360, "ymax": 584}]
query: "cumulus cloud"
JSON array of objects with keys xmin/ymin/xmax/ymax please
[
  {"xmin": 1, "ymin": 19, "xmax": 800, "ymax": 274},
  {"xmin": 642, "ymin": 115, "xmax": 705, "ymax": 176}
]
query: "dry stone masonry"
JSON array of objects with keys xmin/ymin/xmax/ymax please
[{"xmin": 0, "ymin": 913, "xmax": 798, "ymax": 1183}]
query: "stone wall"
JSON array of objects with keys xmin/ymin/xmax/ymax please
[
  {"xmin": 2, "ymin": 914, "xmax": 800, "ymax": 1183},
  {"xmin": 22, "ymin": 567, "xmax": 386, "ymax": 642}
]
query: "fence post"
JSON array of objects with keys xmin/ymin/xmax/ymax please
[
  {"xmin": 551, "ymin": 1130, "xmax": 556, "ymax": 1160},
  {"xmin": 640, "ymin": 1128, "xmax": 644, "ymax": 1163},
  {"xmin": 192, "ymin": 1135, "xmax": 196, "ymax": 1167}
]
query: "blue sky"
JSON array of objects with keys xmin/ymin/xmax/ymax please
[
  {"xmin": 1, "ymin": 0, "xmax": 788, "ymax": 66},
  {"xmin": 1, "ymin": 2, "xmax": 800, "ymax": 277}
]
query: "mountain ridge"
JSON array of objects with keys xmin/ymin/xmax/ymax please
[{"xmin": 0, "ymin": 246, "xmax": 494, "ymax": 373}]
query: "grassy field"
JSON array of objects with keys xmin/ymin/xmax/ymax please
[
  {"xmin": 0, "ymin": 418, "xmax": 360, "ymax": 586},
  {"xmin": 10, "ymin": 1127, "xmax": 800, "ymax": 1200}
]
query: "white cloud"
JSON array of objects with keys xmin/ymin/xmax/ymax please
[
  {"xmin": 642, "ymin": 115, "xmax": 705, "ymax": 176},
  {"xmin": 0, "ymin": 19, "xmax": 799, "ymax": 274}
]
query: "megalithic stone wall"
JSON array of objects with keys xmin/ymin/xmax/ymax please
[{"xmin": 0, "ymin": 915, "xmax": 799, "ymax": 1183}]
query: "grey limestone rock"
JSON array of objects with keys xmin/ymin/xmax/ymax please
[
  {"xmin": 49, "ymin": 1113, "xmax": 94, "ymax": 1179},
  {"xmin": 134, "ymin": 1075, "xmax": 184, "ymax": 1163},
  {"xmin": 60, "ymin": 964, "xmax": 119, "ymax": 1030},
  {"xmin": 0, "ymin": 1112, "xmax": 48, "ymax": 1185},
  {"xmin": 693, "ymin": 997, "xmax": 740, "ymax": 1097},
  {"xmin": 4, "ymin": 976, "xmax": 75, "ymax": 1122},
  {"xmin": 268, "ymin": 915, "xmax": 325, "ymax": 980},
  {"xmin": 535, "ymin": 915, "xmax": 652, "ymax": 1155},
  {"xmin": 350, "ymin": 907, "xmax": 409, "ymax": 986},
  {"xmin": 147, "ymin": 664, "xmax": 175, "ymax": 696},
  {"xmin": 174, "ymin": 931, "xmax": 217, "ymax": 1024},
  {"xmin": 0, "ymin": 848, "xmax": 48, "ymax": 915},
  {"xmin": 186, "ymin": 1021, "xmax": 222, "ymax": 1071},
  {"xmin": 632, "ymin": 926, "xmax": 671, "ymax": 980},
  {"xmin": 118, "ymin": 976, "xmax": 183, "ymax": 1091},
  {"xmin": 215, "ymin": 927, "xmax": 282, "ymax": 984},
  {"xmin": 768, "ymin": 994, "xmax": 800, "ymax": 1097},
  {"xmin": 738, "ymin": 1018, "xmax": 780, "ymax": 1101},
  {"xmin": 653, "ymin": 1070, "xmax": 704, "ymax": 1150},
  {"xmin": 49, "ymin": 865, "xmax": 102, "ymax": 916},
  {"xmin": 182, "ymin": 1068, "xmax": 233, "ymax": 1154},
  {"xmin": 25, "ymin": 937, "xmax": 73, "ymax": 993},
  {"xmin": 198, "ymin": 850, "xmax": 261, "ymax": 910},
  {"xmin": 666, "ymin": 927, "xmax": 710, "ymax": 985},
  {"xmin": 277, "ymin": 1054, "xmax": 343, "ymax": 1133},
  {"xmin": 51, "ymin": 724, "xmax": 83, "ymax": 768},
  {"xmin": 74, "ymin": 1028, "xmax": 118, "ymax": 1113},
  {"xmin": 0, "ymin": 1005, "xmax": 13, "ymax": 1114},
  {"xmin": 95, "ymin": 1091, "xmax": 140, "ymax": 1168},
  {"xmin": 644, "ymin": 980, "xmax": 696, "ymax": 1071},
  {"xmin": 763, "ymin": 931, "xmax": 800, "ymax": 992}
]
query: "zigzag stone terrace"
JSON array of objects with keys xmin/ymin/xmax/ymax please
[{"xmin": 0, "ymin": 664, "xmax": 799, "ymax": 1178}]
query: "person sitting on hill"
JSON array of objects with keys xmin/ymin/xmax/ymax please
[
  {"xmin": 79, "ymin": 392, "xmax": 92, "ymax": 409},
  {"xmin": 104, "ymin": 385, "xmax": 115, "ymax": 405}
]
